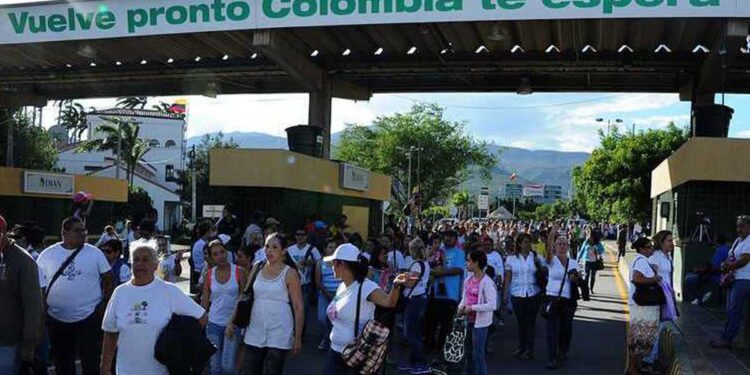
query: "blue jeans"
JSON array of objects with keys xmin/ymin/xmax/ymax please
[
  {"xmin": 465, "ymin": 324, "xmax": 489, "ymax": 375},
  {"xmin": 0, "ymin": 346, "xmax": 18, "ymax": 375},
  {"xmin": 645, "ymin": 321, "xmax": 667, "ymax": 364},
  {"xmin": 722, "ymin": 279, "xmax": 750, "ymax": 342},
  {"xmin": 323, "ymin": 350, "xmax": 358, "ymax": 375},
  {"xmin": 206, "ymin": 322, "xmax": 240, "ymax": 375},
  {"xmin": 404, "ymin": 294, "xmax": 428, "ymax": 365},
  {"xmin": 318, "ymin": 291, "xmax": 333, "ymax": 345}
]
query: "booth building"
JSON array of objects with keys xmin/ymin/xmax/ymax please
[
  {"xmin": 651, "ymin": 106, "xmax": 750, "ymax": 303},
  {"xmin": 207, "ymin": 148, "xmax": 390, "ymax": 239},
  {"xmin": 0, "ymin": 167, "xmax": 128, "ymax": 236}
]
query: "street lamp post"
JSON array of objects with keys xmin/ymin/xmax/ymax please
[{"xmin": 596, "ymin": 118, "xmax": 623, "ymax": 134}]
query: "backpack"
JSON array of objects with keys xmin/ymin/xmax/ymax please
[{"xmin": 340, "ymin": 282, "xmax": 391, "ymax": 375}]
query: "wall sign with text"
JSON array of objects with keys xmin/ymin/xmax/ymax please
[{"xmin": 0, "ymin": 0, "xmax": 744, "ymax": 44}]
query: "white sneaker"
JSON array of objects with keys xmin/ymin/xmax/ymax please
[{"xmin": 702, "ymin": 292, "xmax": 713, "ymax": 303}]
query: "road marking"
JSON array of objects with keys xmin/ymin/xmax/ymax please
[{"xmin": 604, "ymin": 243, "xmax": 630, "ymax": 368}]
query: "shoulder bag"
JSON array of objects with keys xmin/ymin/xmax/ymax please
[
  {"xmin": 44, "ymin": 244, "xmax": 84, "ymax": 302},
  {"xmin": 721, "ymin": 238, "xmax": 741, "ymax": 288},
  {"xmin": 541, "ymin": 258, "xmax": 569, "ymax": 319},
  {"xmin": 341, "ymin": 282, "xmax": 392, "ymax": 375},
  {"xmin": 632, "ymin": 258, "xmax": 666, "ymax": 306},
  {"xmin": 394, "ymin": 261, "xmax": 426, "ymax": 314},
  {"xmin": 232, "ymin": 261, "xmax": 266, "ymax": 328}
]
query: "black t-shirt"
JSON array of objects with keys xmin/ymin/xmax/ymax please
[{"xmin": 217, "ymin": 217, "xmax": 240, "ymax": 247}]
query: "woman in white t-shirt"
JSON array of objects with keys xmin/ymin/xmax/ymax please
[
  {"xmin": 643, "ymin": 230, "xmax": 675, "ymax": 372},
  {"xmin": 322, "ymin": 244, "xmax": 408, "ymax": 375},
  {"xmin": 228, "ymin": 233, "xmax": 304, "ymax": 375},
  {"xmin": 542, "ymin": 230, "xmax": 580, "ymax": 370},
  {"xmin": 398, "ymin": 237, "xmax": 431, "ymax": 374},
  {"xmin": 201, "ymin": 240, "xmax": 245, "ymax": 375},
  {"xmin": 627, "ymin": 237, "xmax": 662, "ymax": 375},
  {"xmin": 101, "ymin": 240, "xmax": 206, "ymax": 375}
]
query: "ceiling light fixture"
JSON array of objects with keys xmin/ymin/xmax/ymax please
[
  {"xmin": 167, "ymin": 58, "xmax": 174, "ymax": 63},
  {"xmin": 511, "ymin": 45, "xmax": 525, "ymax": 53},
  {"xmin": 222, "ymin": 54, "xmax": 229, "ymax": 60},
  {"xmin": 194, "ymin": 56, "xmax": 201, "ymax": 62},
  {"xmin": 374, "ymin": 47, "xmax": 383, "ymax": 55},
  {"xmin": 310, "ymin": 50, "xmax": 319, "ymax": 57},
  {"xmin": 407, "ymin": 46, "xmax": 417, "ymax": 55},
  {"xmin": 115, "ymin": 61, "xmax": 122, "ymax": 66},
  {"xmin": 342, "ymin": 49, "xmax": 351, "ymax": 56},
  {"xmin": 251, "ymin": 53, "xmax": 258, "ymax": 59},
  {"xmin": 140, "ymin": 59, "xmax": 147, "ymax": 65},
  {"xmin": 475, "ymin": 45, "xmax": 488, "ymax": 54},
  {"xmin": 618, "ymin": 45, "xmax": 634, "ymax": 53},
  {"xmin": 582, "ymin": 45, "xmax": 597, "ymax": 53}
]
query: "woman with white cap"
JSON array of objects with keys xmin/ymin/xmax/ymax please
[{"xmin": 322, "ymin": 243, "xmax": 408, "ymax": 375}]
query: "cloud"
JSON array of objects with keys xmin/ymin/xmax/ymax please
[{"xmin": 736, "ymin": 130, "xmax": 750, "ymax": 138}]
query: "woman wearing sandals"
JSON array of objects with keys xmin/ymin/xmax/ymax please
[
  {"xmin": 457, "ymin": 250, "xmax": 497, "ymax": 375},
  {"xmin": 542, "ymin": 226, "xmax": 580, "ymax": 369}
]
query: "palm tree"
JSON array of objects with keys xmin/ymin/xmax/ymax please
[
  {"xmin": 58, "ymin": 102, "xmax": 89, "ymax": 142},
  {"xmin": 116, "ymin": 97, "xmax": 148, "ymax": 109},
  {"xmin": 76, "ymin": 117, "xmax": 151, "ymax": 186},
  {"xmin": 451, "ymin": 191, "xmax": 473, "ymax": 220}
]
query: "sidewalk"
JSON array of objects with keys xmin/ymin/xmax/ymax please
[{"xmin": 604, "ymin": 240, "xmax": 750, "ymax": 375}]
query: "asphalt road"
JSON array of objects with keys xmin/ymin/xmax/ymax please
[{"xmin": 175, "ymin": 246, "xmax": 628, "ymax": 375}]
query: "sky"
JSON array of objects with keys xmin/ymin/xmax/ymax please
[{"xmin": 35, "ymin": 92, "xmax": 750, "ymax": 152}]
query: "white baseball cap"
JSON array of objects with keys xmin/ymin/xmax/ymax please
[{"xmin": 323, "ymin": 243, "xmax": 361, "ymax": 263}]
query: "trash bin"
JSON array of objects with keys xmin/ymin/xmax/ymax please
[
  {"xmin": 692, "ymin": 104, "xmax": 733, "ymax": 138},
  {"xmin": 285, "ymin": 125, "xmax": 324, "ymax": 158}
]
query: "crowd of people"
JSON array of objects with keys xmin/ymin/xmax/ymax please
[{"xmin": 3, "ymin": 204, "xmax": 747, "ymax": 375}]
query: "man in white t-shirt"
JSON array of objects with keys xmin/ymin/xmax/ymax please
[
  {"xmin": 288, "ymin": 228, "xmax": 322, "ymax": 336},
  {"xmin": 37, "ymin": 217, "xmax": 113, "ymax": 375},
  {"xmin": 712, "ymin": 215, "xmax": 750, "ymax": 348},
  {"xmin": 380, "ymin": 235, "xmax": 406, "ymax": 271}
]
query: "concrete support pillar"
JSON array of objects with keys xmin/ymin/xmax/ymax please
[{"xmin": 308, "ymin": 82, "xmax": 333, "ymax": 159}]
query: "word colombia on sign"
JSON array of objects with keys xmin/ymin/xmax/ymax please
[{"xmin": 0, "ymin": 0, "xmax": 743, "ymax": 44}]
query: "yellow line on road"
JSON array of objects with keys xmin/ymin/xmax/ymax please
[{"xmin": 604, "ymin": 243, "xmax": 630, "ymax": 370}]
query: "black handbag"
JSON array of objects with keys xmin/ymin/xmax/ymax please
[
  {"xmin": 394, "ymin": 261, "xmax": 426, "ymax": 314},
  {"xmin": 532, "ymin": 251, "xmax": 548, "ymax": 290},
  {"xmin": 232, "ymin": 261, "xmax": 265, "ymax": 328},
  {"xmin": 541, "ymin": 258, "xmax": 569, "ymax": 319},
  {"xmin": 594, "ymin": 257, "xmax": 605, "ymax": 271},
  {"xmin": 632, "ymin": 259, "xmax": 666, "ymax": 306}
]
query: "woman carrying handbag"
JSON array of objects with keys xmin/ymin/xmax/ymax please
[
  {"xmin": 542, "ymin": 227, "xmax": 580, "ymax": 370},
  {"xmin": 627, "ymin": 237, "xmax": 663, "ymax": 375},
  {"xmin": 457, "ymin": 250, "xmax": 497, "ymax": 375}
]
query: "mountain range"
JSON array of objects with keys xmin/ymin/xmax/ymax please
[{"xmin": 187, "ymin": 131, "xmax": 590, "ymax": 196}]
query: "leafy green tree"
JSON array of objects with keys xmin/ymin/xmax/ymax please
[
  {"xmin": 181, "ymin": 133, "xmax": 239, "ymax": 218},
  {"xmin": 116, "ymin": 97, "xmax": 148, "ymax": 109},
  {"xmin": 58, "ymin": 101, "xmax": 89, "ymax": 142},
  {"xmin": 76, "ymin": 117, "xmax": 151, "ymax": 186},
  {"xmin": 451, "ymin": 191, "xmax": 472, "ymax": 219},
  {"xmin": 573, "ymin": 123, "xmax": 688, "ymax": 223},
  {"xmin": 334, "ymin": 103, "xmax": 498, "ymax": 209},
  {"xmin": 533, "ymin": 199, "xmax": 577, "ymax": 221},
  {"xmin": 0, "ymin": 108, "xmax": 58, "ymax": 170}
]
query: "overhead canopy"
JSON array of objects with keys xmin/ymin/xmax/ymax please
[{"xmin": 0, "ymin": 0, "xmax": 749, "ymax": 104}]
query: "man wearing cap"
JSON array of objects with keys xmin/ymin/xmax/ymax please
[
  {"xmin": 0, "ymin": 215, "xmax": 43, "ymax": 374},
  {"xmin": 242, "ymin": 211, "xmax": 264, "ymax": 249},
  {"xmin": 37, "ymin": 216, "xmax": 113, "ymax": 375}
]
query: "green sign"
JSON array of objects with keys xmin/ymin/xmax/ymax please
[{"xmin": 0, "ymin": 0, "xmax": 738, "ymax": 44}]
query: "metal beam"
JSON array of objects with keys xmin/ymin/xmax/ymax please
[
  {"xmin": 0, "ymin": 93, "xmax": 47, "ymax": 107},
  {"xmin": 252, "ymin": 30, "xmax": 371, "ymax": 101}
]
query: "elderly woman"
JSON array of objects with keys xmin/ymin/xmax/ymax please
[
  {"xmin": 627, "ymin": 237, "xmax": 662, "ymax": 375},
  {"xmin": 101, "ymin": 240, "xmax": 207, "ymax": 375}
]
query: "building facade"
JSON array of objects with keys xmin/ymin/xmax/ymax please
[{"xmin": 55, "ymin": 108, "xmax": 186, "ymax": 232}]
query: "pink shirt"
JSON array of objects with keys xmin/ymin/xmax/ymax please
[{"xmin": 465, "ymin": 276, "xmax": 481, "ymax": 322}]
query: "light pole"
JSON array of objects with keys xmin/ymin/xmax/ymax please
[
  {"xmin": 397, "ymin": 145, "xmax": 423, "ymax": 234},
  {"xmin": 596, "ymin": 118, "xmax": 623, "ymax": 135}
]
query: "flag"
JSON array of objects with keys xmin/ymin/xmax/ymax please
[
  {"xmin": 509, "ymin": 173, "xmax": 517, "ymax": 182},
  {"xmin": 523, "ymin": 184, "xmax": 544, "ymax": 197},
  {"xmin": 169, "ymin": 98, "xmax": 187, "ymax": 114}
]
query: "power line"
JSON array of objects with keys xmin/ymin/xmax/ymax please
[{"xmin": 390, "ymin": 94, "xmax": 621, "ymax": 110}]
